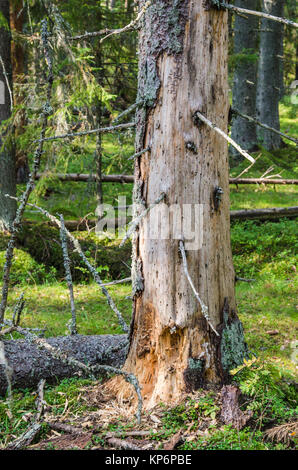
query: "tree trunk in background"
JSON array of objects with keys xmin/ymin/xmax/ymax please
[
  {"xmin": 256, "ymin": 0, "xmax": 284, "ymax": 150},
  {"xmin": 279, "ymin": 25, "xmax": 284, "ymax": 99},
  {"xmin": 230, "ymin": 0, "xmax": 259, "ymax": 163},
  {"xmin": 115, "ymin": 1, "xmax": 248, "ymax": 409},
  {"xmin": 0, "ymin": 0, "xmax": 16, "ymax": 231},
  {"xmin": 94, "ymin": 7, "xmax": 104, "ymax": 220},
  {"xmin": 10, "ymin": 0, "xmax": 29, "ymax": 183}
]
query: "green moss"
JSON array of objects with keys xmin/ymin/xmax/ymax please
[
  {"xmin": 0, "ymin": 249, "xmax": 57, "ymax": 285},
  {"xmin": 220, "ymin": 309, "xmax": 249, "ymax": 373},
  {"xmin": 1, "ymin": 223, "xmax": 132, "ymax": 282}
]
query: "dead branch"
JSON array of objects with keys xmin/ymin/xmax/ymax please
[
  {"xmin": 120, "ymin": 192, "xmax": 166, "ymax": 247},
  {"xmin": 70, "ymin": 0, "xmax": 152, "ymax": 42},
  {"xmin": 59, "ymin": 215, "xmax": 77, "ymax": 335},
  {"xmin": 194, "ymin": 111, "xmax": 255, "ymax": 164},
  {"xmin": 232, "ymin": 109, "xmax": 298, "ymax": 145},
  {"xmin": 217, "ymin": 2, "xmax": 298, "ymax": 28},
  {"xmin": 35, "ymin": 379, "xmax": 46, "ymax": 422},
  {"xmin": 9, "ymin": 201, "xmax": 129, "ymax": 334},
  {"xmin": 106, "ymin": 437, "xmax": 142, "ymax": 450},
  {"xmin": 35, "ymin": 121, "xmax": 135, "ymax": 143}
]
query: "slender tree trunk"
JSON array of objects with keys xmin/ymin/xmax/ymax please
[
  {"xmin": 279, "ymin": 25, "xmax": 284, "ymax": 99},
  {"xmin": 256, "ymin": 0, "xmax": 284, "ymax": 150},
  {"xmin": 10, "ymin": 0, "xmax": 29, "ymax": 183},
  {"xmin": 0, "ymin": 0, "xmax": 16, "ymax": 231},
  {"xmin": 94, "ymin": 8, "xmax": 104, "ymax": 220},
  {"xmin": 230, "ymin": 0, "xmax": 259, "ymax": 163},
  {"xmin": 116, "ymin": 1, "xmax": 247, "ymax": 409}
]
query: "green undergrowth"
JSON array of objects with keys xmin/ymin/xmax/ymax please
[{"xmin": 0, "ymin": 378, "xmax": 95, "ymax": 447}]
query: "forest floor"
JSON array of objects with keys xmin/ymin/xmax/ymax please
[{"xmin": 0, "ymin": 97, "xmax": 297, "ymax": 450}]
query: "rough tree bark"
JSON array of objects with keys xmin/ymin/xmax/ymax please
[
  {"xmin": 230, "ymin": 0, "xmax": 259, "ymax": 163},
  {"xmin": 0, "ymin": 334, "xmax": 126, "ymax": 395},
  {"xmin": 115, "ymin": 1, "xmax": 248, "ymax": 409},
  {"xmin": 0, "ymin": 0, "xmax": 16, "ymax": 231},
  {"xmin": 256, "ymin": 0, "xmax": 284, "ymax": 150}
]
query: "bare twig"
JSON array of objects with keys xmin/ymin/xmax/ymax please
[
  {"xmin": 120, "ymin": 192, "xmax": 166, "ymax": 247},
  {"xmin": 35, "ymin": 379, "xmax": 46, "ymax": 422},
  {"xmin": 9, "ymin": 201, "xmax": 129, "ymax": 334},
  {"xmin": 100, "ymin": 1, "xmax": 152, "ymax": 43},
  {"xmin": 35, "ymin": 122, "xmax": 135, "ymax": 143},
  {"xmin": 12, "ymin": 292, "xmax": 25, "ymax": 327},
  {"xmin": 194, "ymin": 111, "xmax": 255, "ymax": 164},
  {"xmin": 235, "ymin": 276, "xmax": 255, "ymax": 283},
  {"xmin": 232, "ymin": 109, "xmax": 298, "ymax": 145},
  {"xmin": 127, "ymin": 147, "xmax": 150, "ymax": 160},
  {"xmin": 59, "ymin": 215, "xmax": 77, "ymax": 335},
  {"xmin": 234, "ymin": 154, "xmax": 261, "ymax": 180},
  {"xmin": 70, "ymin": 1, "xmax": 152, "ymax": 42},
  {"xmin": 112, "ymin": 102, "xmax": 138, "ymax": 124},
  {"xmin": 217, "ymin": 2, "xmax": 298, "ymax": 28},
  {"xmin": 179, "ymin": 240, "xmax": 219, "ymax": 336},
  {"xmin": 100, "ymin": 277, "xmax": 131, "ymax": 287}
]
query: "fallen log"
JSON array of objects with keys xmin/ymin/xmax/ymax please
[
  {"xmin": 230, "ymin": 206, "xmax": 298, "ymax": 221},
  {"xmin": 36, "ymin": 172, "xmax": 134, "ymax": 184},
  {"xmin": 0, "ymin": 334, "xmax": 126, "ymax": 395},
  {"xmin": 229, "ymin": 178, "xmax": 298, "ymax": 185},
  {"xmin": 35, "ymin": 173, "xmax": 298, "ymax": 185},
  {"xmin": 53, "ymin": 206, "xmax": 298, "ymax": 231}
]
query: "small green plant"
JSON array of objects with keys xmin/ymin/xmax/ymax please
[{"xmin": 231, "ymin": 359, "xmax": 297, "ymax": 426}]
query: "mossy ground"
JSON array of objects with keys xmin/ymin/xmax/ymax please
[{"xmin": 0, "ymin": 98, "xmax": 297, "ymax": 450}]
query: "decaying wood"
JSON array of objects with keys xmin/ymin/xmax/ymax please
[
  {"xmin": 0, "ymin": 334, "xmax": 126, "ymax": 395},
  {"xmin": 106, "ymin": 437, "xmax": 142, "ymax": 450},
  {"xmin": 5, "ymin": 422, "xmax": 42, "ymax": 450},
  {"xmin": 163, "ymin": 430, "xmax": 184, "ymax": 450},
  {"xmin": 220, "ymin": 385, "xmax": 253, "ymax": 430},
  {"xmin": 120, "ymin": 0, "xmax": 248, "ymax": 409},
  {"xmin": 46, "ymin": 422, "xmax": 85, "ymax": 435}
]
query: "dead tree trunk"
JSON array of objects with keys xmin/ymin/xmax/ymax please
[{"xmin": 116, "ymin": 1, "xmax": 248, "ymax": 409}]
